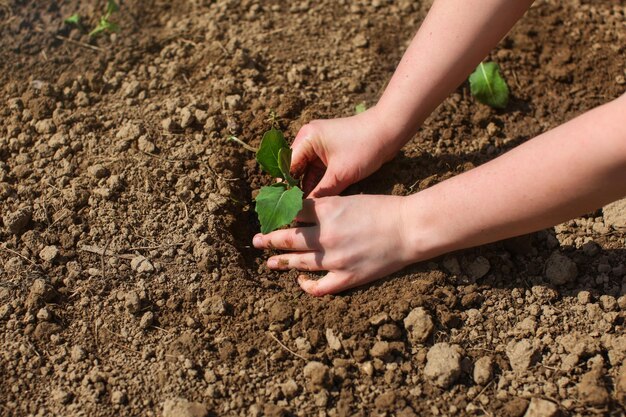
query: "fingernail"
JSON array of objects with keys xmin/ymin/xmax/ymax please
[
  {"xmin": 267, "ymin": 258, "xmax": 277, "ymax": 268},
  {"xmin": 253, "ymin": 234, "xmax": 262, "ymax": 247}
]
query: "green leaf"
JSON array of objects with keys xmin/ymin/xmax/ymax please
[
  {"xmin": 354, "ymin": 102, "xmax": 367, "ymax": 114},
  {"xmin": 469, "ymin": 62, "xmax": 510, "ymax": 109},
  {"xmin": 89, "ymin": 18, "xmax": 119, "ymax": 37},
  {"xmin": 277, "ymin": 147, "xmax": 298, "ymax": 186},
  {"xmin": 106, "ymin": 0, "xmax": 120, "ymax": 16},
  {"xmin": 255, "ymin": 183, "xmax": 303, "ymax": 234},
  {"xmin": 256, "ymin": 128, "xmax": 288, "ymax": 178},
  {"xmin": 64, "ymin": 14, "xmax": 81, "ymax": 25}
]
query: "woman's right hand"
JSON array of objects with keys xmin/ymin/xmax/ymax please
[{"xmin": 290, "ymin": 106, "xmax": 404, "ymax": 197}]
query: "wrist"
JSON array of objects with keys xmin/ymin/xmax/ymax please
[
  {"xmin": 399, "ymin": 191, "xmax": 456, "ymax": 264},
  {"xmin": 367, "ymin": 104, "xmax": 414, "ymax": 161}
]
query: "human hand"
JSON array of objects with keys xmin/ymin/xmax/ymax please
[
  {"xmin": 290, "ymin": 107, "xmax": 403, "ymax": 197},
  {"xmin": 252, "ymin": 194, "xmax": 420, "ymax": 296}
]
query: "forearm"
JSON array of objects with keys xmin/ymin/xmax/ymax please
[
  {"xmin": 404, "ymin": 95, "xmax": 626, "ymax": 260},
  {"xmin": 375, "ymin": 0, "xmax": 534, "ymax": 146}
]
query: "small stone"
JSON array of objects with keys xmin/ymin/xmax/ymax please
[
  {"xmin": 603, "ymin": 198, "xmax": 626, "ymax": 230},
  {"xmin": 180, "ymin": 107, "xmax": 195, "ymax": 128},
  {"xmin": 111, "ymin": 390, "xmax": 127, "ymax": 405},
  {"xmin": 325, "ymin": 328, "xmax": 342, "ymax": 351},
  {"xmin": 130, "ymin": 256, "xmax": 154, "ymax": 273},
  {"xmin": 116, "ymin": 122, "xmax": 143, "ymax": 141},
  {"xmin": 198, "ymin": 296, "xmax": 228, "ymax": 316},
  {"xmin": 3, "ymin": 206, "xmax": 32, "ymax": 234},
  {"xmin": 39, "ymin": 245, "xmax": 59, "ymax": 262},
  {"xmin": 442, "ymin": 256, "xmax": 462, "ymax": 275},
  {"xmin": 140, "ymin": 311, "xmax": 155, "ymax": 329},
  {"xmin": 424, "ymin": 343, "xmax": 462, "ymax": 388},
  {"xmin": 369, "ymin": 312, "xmax": 390, "ymax": 326},
  {"xmin": 303, "ymin": 361, "xmax": 329, "ymax": 391},
  {"xmin": 70, "ymin": 345, "xmax": 86, "ymax": 362},
  {"xmin": 162, "ymin": 397, "xmax": 208, "ymax": 417},
  {"xmin": 544, "ymin": 252, "xmax": 577, "ymax": 285},
  {"xmin": 523, "ymin": 398, "xmax": 560, "ymax": 417},
  {"xmin": 378, "ymin": 323, "xmax": 402, "ymax": 340},
  {"xmin": 370, "ymin": 341, "xmax": 391, "ymax": 359},
  {"xmin": 52, "ymin": 389, "xmax": 71, "ymax": 405},
  {"xmin": 122, "ymin": 80, "xmax": 141, "ymax": 98},
  {"xmin": 374, "ymin": 391, "xmax": 396, "ymax": 411},
  {"xmin": 581, "ymin": 241, "xmax": 601, "ymax": 257},
  {"xmin": 87, "ymin": 164, "xmax": 110, "ymax": 179},
  {"xmin": 137, "ymin": 135, "xmax": 156, "ymax": 153},
  {"xmin": 280, "ymin": 379, "xmax": 299, "ymax": 399},
  {"xmin": 224, "ymin": 95, "xmax": 241, "ymax": 110},
  {"xmin": 36, "ymin": 307, "xmax": 51, "ymax": 321},
  {"xmin": 466, "ymin": 256, "xmax": 491, "ymax": 280},
  {"xmin": 506, "ymin": 339, "xmax": 539, "ymax": 373},
  {"xmin": 473, "ymin": 356, "xmax": 494, "ymax": 385},
  {"xmin": 577, "ymin": 291, "xmax": 592, "ymax": 305},
  {"xmin": 75, "ymin": 91, "xmax": 89, "ymax": 107},
  {"xmin": 577, "ymin": 370, "xmax": 610, "ymax": 407},
  {"xmin": 486, "ymin": 122, "xmax": 499, "ymax": 136},
  {"xmin": 124, "ymin": 291, "xmax": 141, "ymax": 314},
  {"xmin": 352, "ymin": 33, "xmax": 369, "ymax": 48},
  {"xmin": 203, "ymin": 369, "xmax": 217, "ymax": 383},
  {"xmin": 599, "ymin": 295, "xmax": 617, "ymax": 311},
  {"xmin": 35, "ymin": 119, "xmax": 56, "ymax": 134},
  {"xmin": 403, "ymin": 307, "xmax": 434, "ymax": 344}
]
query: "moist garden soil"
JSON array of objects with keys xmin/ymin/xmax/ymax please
[{"xmin": 1, "ymin": 1, "xmax": 625, "ymax": 416}]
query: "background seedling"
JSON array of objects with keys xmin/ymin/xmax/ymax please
[
  {"xmin": 469, "ymin": 61, "xmax": 510, "ymax": 109},
  {"xmin": 89, "ymin": 0, "xmax": 120, "ymax": 37},
  {"xmin": 354, "ymin": 102, "xmax": 367, "ymax": 114},
  {"xmin": 64, "ymin": 13, "xmax": 82, "ymax": 28}
]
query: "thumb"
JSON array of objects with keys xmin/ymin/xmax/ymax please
[
  {"xmin": 290, "ymin": 123, "xmax": 321, "ymax": 178},
  {"xmin": 308, "ymin": 168, "xmax": 348, "ymax": 198}
]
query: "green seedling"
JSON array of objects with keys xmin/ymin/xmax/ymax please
[
  {"xmin": 469, "ymin": 62, "xmax": 510, "ymax": 109},
  {"xmin": 64, "ymin": 13, "xmax": 82, "ymax": 27},
  {"xmin": 89, "ymin": 0, "xmax": 120, "ymax": 37},
  {"xmin": 354, "ymin": 102, "xmax": 367, "ymax": 114},
  {"xmin": 254, "ymin": 129, "xmax": 303, "ymax": 234}
]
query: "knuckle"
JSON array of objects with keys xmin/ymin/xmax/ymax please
[{"xmin": 283, "ymin": 234, "xmax": 294, "ymax": 249}]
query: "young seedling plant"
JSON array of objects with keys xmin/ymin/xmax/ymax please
[
  {"xmin": 89, "ymin": 0, "xmax": 120, "ymax": 37},
  {"xmin": 64, "ymin": 0, "xmax": 120, "ymax": 37},
  {"xmin": 469, "ymin": 61, "xmax": 510, "ymax": 109},
  {"xmin": 254, "ymin": 128, "xmax": 303, "ymax": 234}
]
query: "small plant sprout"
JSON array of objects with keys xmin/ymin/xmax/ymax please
[
  {"xmin": 354, "ymin": 102, "xmax": 367, "ymax": 114},
  {"xmin": 254, "ymin": 128, "xmax": 303, "ymax": 234},
  {"xmin": 89, "ymin": 0, "xmax": 120, "ymax": 37},
  {"xmin": 469, "ymin": 62, "xmax": 510, "ymax": 109},
  {"xmin": 64, "ymin": 13, "xmax": 82, "ymax": 28}
]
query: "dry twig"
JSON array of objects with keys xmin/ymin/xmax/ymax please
[{"xmin": 266, "ymin": 331, "xmax": 308, "ymax": 361}]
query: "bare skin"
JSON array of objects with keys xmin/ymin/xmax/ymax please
[{"xmin": 253, "ymin": 0, "xmax": 626, "ymax": 296}]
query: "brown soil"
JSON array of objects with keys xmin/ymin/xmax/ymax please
[{"xmin": 1, "ymin": 1, "xmax": 625, "ymax": 416}]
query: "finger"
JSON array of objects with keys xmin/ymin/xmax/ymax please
[
  {"xmin": 291, "ymin": 124, "xmax": 319, "ymax": 178},
  {"xmin": 295, "ymin": 199, "xmax": 317, "ymax": 223},
  {"xmin": 298, "ymin": 272, "xmax": 354, "ymax": 297},
  {"xmin": 302, "ymin": 159, "xmax": 325, "ymax": 196},
  {"xmin": 267, "ymin": 252, "xmax": 325, "ymax": 271},
  {"xmin": 252, "ymin": 226, "xmax": 320, "ymax": 251},
  {"xmin": 308, "ymin": 170, "xmax": 348, "ymax": 198}
]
